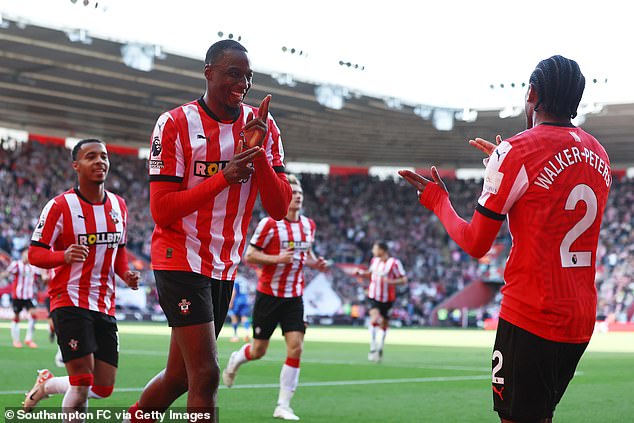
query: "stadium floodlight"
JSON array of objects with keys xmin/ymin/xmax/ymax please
[
  {"xmin": 65, "ymin": 28, "xmax": 92, "ymax": 44},
  {"xmin": 272, "ymin": 73, "xmax": 297, "ymax": 87},
  {"xmin": 314, "ymin": 85, "xmax": 347, "ymax": 110},
  {"xmin": 413, "ymin": 105, "xmax": 433, "ymax": 120},
  {"xmin": 455, "ymin": 108, "xmax": 478, "ymax": 123},
  {"xmin": 383, "ymin": 97, "xmax": 403, "ymax": 110},
  {"xmin": 498, "ymin": 106, "xmax": 522, "ymax": 119},
  {"xmin": 432, "ymin": 109, "xmax": 454, "ymax": 131},
  {"xmin": 121, "ymin": 43, "xmax": 155, "ymax": 72}
]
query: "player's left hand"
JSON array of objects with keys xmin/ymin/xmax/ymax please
[
  {"xmin": 123, "ymin": 270, "xmax": 141, "ymax": 290},
  {"xmin": 398, "ymin": 166, "xmax": 447, "ymax": 198},
  {"xmin": 315, "ymin": 257, "xmax": 329, "ymax": 272},
  {"xmin": 242, "ymin": 95, "xmax": 271, "ymax": 149}
]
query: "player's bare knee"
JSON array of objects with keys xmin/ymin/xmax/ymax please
[{"xmin": 250, "ymin": 343, "xmax": 267, "ymax": 359}]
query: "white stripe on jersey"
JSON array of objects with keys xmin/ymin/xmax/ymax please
[
  {"xmin": 501, "ymin": 164, "xmax": 529, "ymax": 215},
  {"xmin": 182, "ymin": 103, "xmax": 207, "ymax": 274},
  {"xmin": 64, "ymin": 193, "xmax": 85, "ymax": 307},
  {"xmin": 226, "ymin": 180, "xmax": 252, "ymax": 279},
  {"xmin": 89, "ymin": 204, "xmax": 107, "ymax": 311},
  {"xmin": 270, "ymin": 221, "xmax": 288, "ymax": 287},
  {"xmin": 32, "ymin": 199, "xmax": 62, "ymax": 244}
]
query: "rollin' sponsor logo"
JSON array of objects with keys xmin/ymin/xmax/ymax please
[
  {"xmin": 194, "ymin": 160, "xmax": 229, "ymax": 177},
  {"xmin": 282, "ymin": 240, "xmax": 310, "ymax": 252},
  {"xmin": 77, "ymin": 232, "xmax": 122, "ymax": 248}
]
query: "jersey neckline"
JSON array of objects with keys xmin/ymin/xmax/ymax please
[{"xmin": 197, "ymin": 96, "xmax": 242, "ymax": 124}]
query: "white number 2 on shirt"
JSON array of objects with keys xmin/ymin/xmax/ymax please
[{"xmin": 560, "ymin": 184, "xmax": 598, "ymax": 268}]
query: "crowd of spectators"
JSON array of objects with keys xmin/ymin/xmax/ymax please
[{"xmin": 1, "ymin": 138, "xmax": 632, "ymax": 325}]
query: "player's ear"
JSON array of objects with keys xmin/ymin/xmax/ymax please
[
  {"xmin": 204, "ymin": 64, "xmax": 213, "ymax": 81},
  {"xmin": 71, "ymin": 160, "xmax": 79, "ymax": 172},
  {"xmin": 526, "ymin": 83, "xmax": 538, "ymax": 104}
]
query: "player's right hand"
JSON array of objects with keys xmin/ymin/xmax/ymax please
[
  {"xmin": 468, "ymin": 135, "xmax": 502, "ymax": 157},
  {"xmin": 222, "ymin": 146, "xmax": 263, "ymax": 184},
  {"xmin": 64, "ymin": 244, "xmax": 89, "ymax": 264},
  {"xmin": 276, "ymin": 248, "xmax": 294, "ymax": 264}
]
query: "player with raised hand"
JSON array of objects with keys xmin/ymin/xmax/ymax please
[
  {"xmin": 23, "ymin": 138, "xmax": 140, "ymax": 417},
  {"xmin": 127, "ymin": 39, "xmax": 291, "ymax": 423},
  {"xmin": 400, "ymin": 55, "xmax": 610, "ymax": 423}
]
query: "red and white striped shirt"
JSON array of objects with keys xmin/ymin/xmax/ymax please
[
  {"xmin": 7, "ymin": 260, "xmax": 37, "ymax": 300},
  {"xmin": 149, "ymin": 99, "xmax": 285, "ymax": 281},
  {"xmin": 31, "ymin": 188, "xmax": 127, "ymax": 316},
  {"xmin": 250, "ymin": 216, "xmax": 316, "ymax": 298},
  {"xmin": 368, "ymin": 257, "xmax": 406, "ymax": 303}
]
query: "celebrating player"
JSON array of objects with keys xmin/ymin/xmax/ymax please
[
  {"xmin": 400, "ymin": 55, "xmax": 610, "ymax": 423},
  {"xmin": 127, "ymin": 39, "xmax": 291, "ymax": 422},
  {"xmin": 223, "ymin": 174, "xmax": 328, "ymax": 421},
  {"xmin": 355, "ymin": 241, "xmax": 407, "ymax": 362},
  {"xmin": 23, "ymin": 138, "xmax": 140, "ymax": 415},
  {"xmin": 1, "ymin": 249, "xmax": 39, "ymax": 348}
]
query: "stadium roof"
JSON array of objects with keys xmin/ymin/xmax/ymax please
[{"xmin": 1, "ymin": 20, "xmax": 633, "ymax": 167}]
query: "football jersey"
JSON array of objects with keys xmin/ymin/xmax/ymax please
[
  {"xmin": 250, "ymin": 216, "xmax": 316, "ymax": 298},
  {"xmin": 478, "ymin": 123, "xmax": 610, "ymax": 343},
  {"xmin": 149, "ymin": 99, "xmax": 285, "ymax": 281},
  {"xmin": 7, "ymin": 260, "xmax": 37, "ymax": 300},
  {"xmin": 368, "ymin": 257, "xmax": 406, "ymax": 303},
  {"xmin": 31, "ymin": 188, "xmax": 127, "ymax": 316}
]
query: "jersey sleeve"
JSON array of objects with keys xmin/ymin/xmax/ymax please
[
  {"xmin": 266, "ymin": 115, "xmax": 285, "ymax": 172},
  {"xmin": 250, "ymin": 218, "xmax": 275, "ymax": 249},
  {"xmin": 6, "ymin": 261, "xmax": 18, "ymax": 275},
  {"xmin": 148, "ymin": 112, "xmax": 185, "ymax": 183},
  {"xmin": 31, "ymin": 198, "xmax": 63, "ymax": 249},
  {"xmin": 118, "ymin": 196, "xmax": 128, "ymax": 246},
  {"xmin": 391, "ymin": 259, "xmax": 406, "ymax": 278},
  {"xmin": 477, "ymin": 139, "xmax": 530, "ymax": 219}
]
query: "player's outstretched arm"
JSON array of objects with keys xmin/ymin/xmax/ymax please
[
  {"xmin": 387, "ymin": 276, "xmax": 408, "ymax": 285},
  {"xmin": 399, "ymin": 166, "xmax": 503, "ymax": 258},
  {"xmin": 150, "ymin": 147, "xmax": 262, "ymax": 227}
]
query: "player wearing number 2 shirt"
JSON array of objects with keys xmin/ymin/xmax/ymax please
[{"xmin": 400, "ymin": 55, "xmax": 610, "ymax": 423}]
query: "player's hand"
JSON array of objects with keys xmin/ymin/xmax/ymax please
[
  {"xmin": 276, "ymin": 248, "xmax": 294, "ymax": 264},
  {"xmin": 242, "ymin": 95, "xmax": 271, "ymax": 149},
  {"xmin": 64, "ymin": 244, "xmax": 89, "ymax": 264},
  {"xmin": 398, "ymin": 166, "xmax": 448, "ymax": 197},
  {"xmin": 314, "ymin": 257, "xmax": 329, "ymax": 272},
  {"xmin": 469, "ymin": 135, "xmax": 501, "ymax": 157},
  {"xmin": 123, "ymin": 270, "xmax": 141, "ymax": 290},
  {"xmin": 222, "ymin": 146, "xmax": 263, "ymax": 184}
]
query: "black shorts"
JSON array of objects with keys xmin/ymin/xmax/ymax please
[
  {"xmin": 252, "ymin": 291, "xmax": 305, "ymax": 340},
  {"xmin": 367, "ymin": 298, "xmax": 393, "ymax": 320},
  {"xmin": 492, "ymin": 318, "xmax": 588, "ymax": 422},
  {"xmin": 155, "ymin": 270, "xmax": 233, "ymax": 337},
  {"xmin": 12, "ymin": 298, "xmax": 35, "ymax": 315},
  {"xmin": 51, "ymin": 307, "xmax": 118, "ymax": 367}
]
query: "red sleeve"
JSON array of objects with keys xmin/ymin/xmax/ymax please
[
  {"xmin": 114, "ymin": 247, "xmax": 129, "ymax": 279},
  {"xmin": 28, "ymin": 245, "xmax": 65, "ymax": 269},
  {"xmin": 420, "ymin": 183, "xmax": 504, "ymax": 258},
  {"xmin": 252, "ymin": 155, "xmax": 292, "ymax": 220},
  {"xmin": 150, "ymin": 173, "xmax": 230, "ymax": 227}
]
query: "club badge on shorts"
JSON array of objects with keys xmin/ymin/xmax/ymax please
[
  {"xmin": 178, "ymin": 298, "xmax": 191, "ymax": 315},
  {"xmin": 68, "ymin": 338, "xmax": 79, "ymax": 351}
]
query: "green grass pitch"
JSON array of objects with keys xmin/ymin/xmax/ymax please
[{"xmin": 0, "ymin": 322, "xmax": 632, "ymax": 422}]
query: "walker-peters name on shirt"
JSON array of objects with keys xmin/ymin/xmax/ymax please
[{"xmin": 534, "ymin": 145, "xmax": 611, "ymax": 190}]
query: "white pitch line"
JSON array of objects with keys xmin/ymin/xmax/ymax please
[
  {"xmin": 0, "ymin": 374, "xmax": 490, "ymax": 395},
  {"xmin": 121, "ymin": 349, "xmax": 490, "ymax": 372}
]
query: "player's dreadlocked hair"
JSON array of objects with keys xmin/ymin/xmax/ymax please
[
  {"xmin": 205, "ymin": 39, "xmax": 248, "ymax": 65},
  {"xmin": 529, "ymin": 55, "xmax": 585, "ymax": 119}
]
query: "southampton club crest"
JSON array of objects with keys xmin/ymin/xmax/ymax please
[
  {"xmin": 68, "ymin": 338, "xmax": 79, "ymax": 351},
  {"xmin": 109, "ymin": 208, "xmax": 120, "ymax": 224},
  {"xmin": 178, "ymin": 298, "xmax": 191, "ymax": 315}
]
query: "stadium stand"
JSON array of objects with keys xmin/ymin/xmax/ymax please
[{"xmin": 0, "ymin": 136, "xmax": 632, "ymax": 326}]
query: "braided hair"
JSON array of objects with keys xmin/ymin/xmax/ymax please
[{"xmin": 529, "ymin": 55, "xmax": 585, "ymax": 119}]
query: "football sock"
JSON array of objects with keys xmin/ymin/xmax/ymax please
[
  {"xmin": 25, "ymin": 315, "xmax": 36, "ymax": 342},
  {"xmin": 11, "ymin": 320, "xmax": 20, "ymax": 343},
  {"xmin": 278, "ymin": 357, "xmax": 300, "ymax": 407}
]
